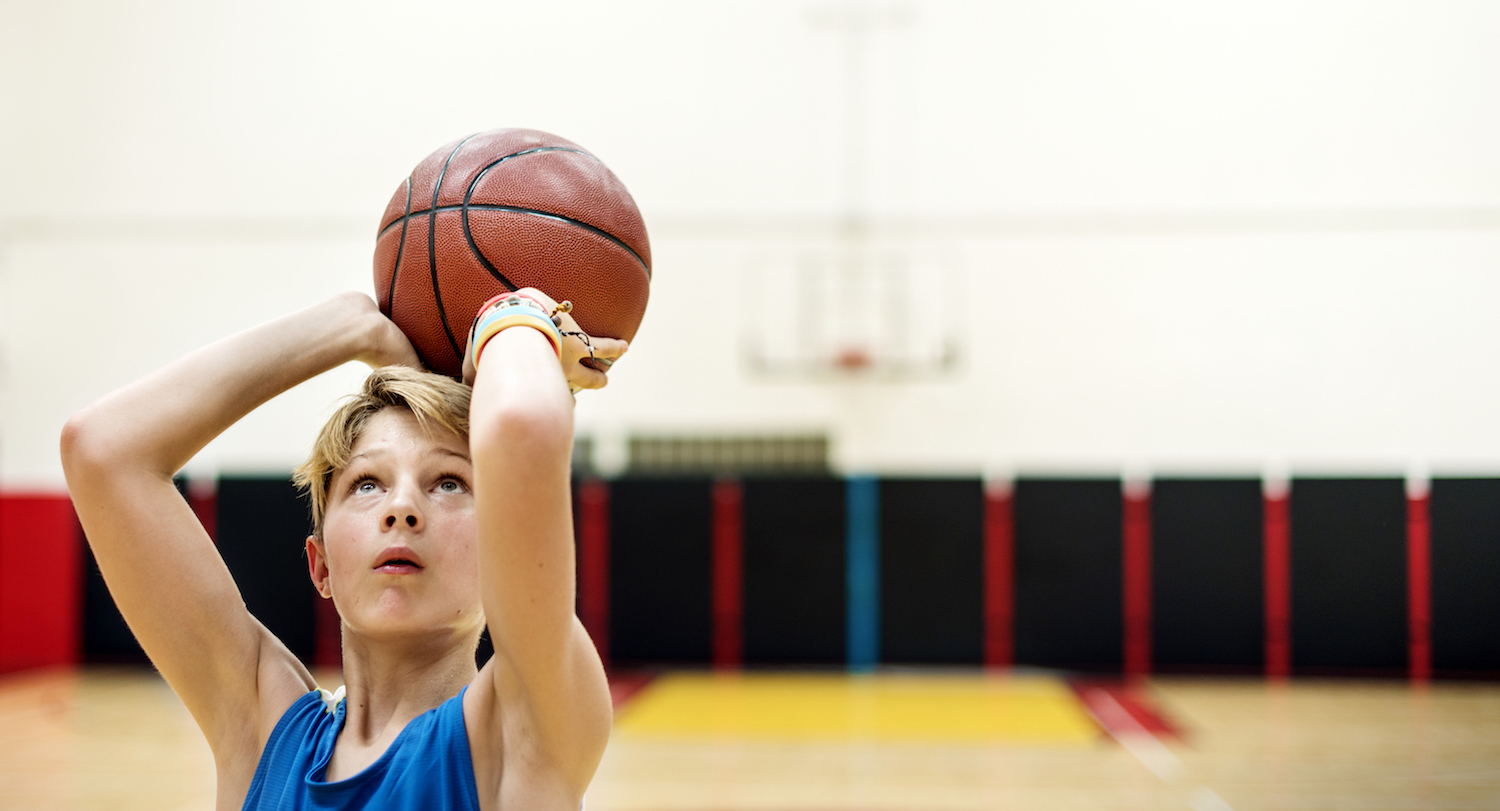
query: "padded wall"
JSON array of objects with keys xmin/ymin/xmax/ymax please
[
  {"xmin": 44, "ymin": 471, "xmax": 1500, "ymax": 677},
  {"xmin": 1290, "ymin": 478, "xmax": 1407, "ymax": 672},
  {"xmin": 1013, "ymin": 478, "xmax": 1123, "ymax": 670},
  {"xmin": 216, "ymin": 477, "xmax": 317, "ymax": 660},
  {"xmin": 879, "ymin": 478, "xmax": 984, "ymax": 664},
  {"xmin": 1151, "ymin": 479, "xmax": 1264, "ymax": 670},
  {"xmin": 81, "ymin": 540, "xmax": 147, "ymax": 663},
  {"xmin": 608, "ymin": 478, "xmax": 713, "ymax": 664},
  {"xmin": 742, "ymin": 477, "xmax": 846, "ymax": 664},
  {"xmin": 1429, "ymin": 478, "xmax": 1500, "ymax": 673},
  {"xmin": 80, "ymin": 482, "xmax": 206, "ymax": 664},
  {"xmin": 0, "ymin": 495, "xmax": 82, "ymax": 672}
]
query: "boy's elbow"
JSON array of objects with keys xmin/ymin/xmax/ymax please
[
  {"xmin": 60, "ymin": 408, "xmax": 123, "ymax": 482},
  {"xmin": 60, "ymin": 411, "xmax": 98, "ymax": 476}
]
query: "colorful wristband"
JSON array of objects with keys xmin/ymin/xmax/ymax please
[
  {"xmin": 468, "ymin": 294, "xmax": 564, "ymax": 370},
  {"xmin": 475, "ymin": 290, "xmax": 553, "ymax": 318}
]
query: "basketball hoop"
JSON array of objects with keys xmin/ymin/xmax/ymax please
[
  {"xmin": 739, "ymin": 244, "xmax": 962, "ymax": 382},
  {"xmin": 736, "ymin": 6, "xmax": 954, "ymax": 382},
  {"xmin": 831, "ymin": 346, "xmax": 875, "ymax": 372}
]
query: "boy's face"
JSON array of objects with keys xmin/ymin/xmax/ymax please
[{"xmin": 310, "ymin": 407, "xmax": 484, "ymax": 649}]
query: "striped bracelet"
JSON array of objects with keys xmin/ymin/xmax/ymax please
[{"xmin": 468, "ymin": 293, "xmax": 564, "ymax": 370}]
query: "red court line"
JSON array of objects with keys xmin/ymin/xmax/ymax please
[
  {"xmin": 712, "ymin": 478, "xmax": 744, "ymax": 670},
  {"xmin": 0, "ymin": 493, "xmax": 81, "ymax": 674},
  {"xmin": 983, "ymin": 484, "xmax": 1014, "ymax": 669},
  {"xmin": 1407, "ymin": 493, "xmax": 1431, "ymax": 682},
  {"xmin": 1070, "ymin": 678, "xmax": 1182, "ymax": 740},
  {"xmin": 1264, "ymin": 492, "xmax": 1291, "ymax": 679},
  {"xmin": 1122, "ymin": 489, "xmax": 1152, "ymax": 680},
  {"xmin": 608, "ymin": 671, "xmax": 657, "ymax": 710},
  {"xmin": 577, "ymin": 479, "xmax": 610, "ymax": 668}
]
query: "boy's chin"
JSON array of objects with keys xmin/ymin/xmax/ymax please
[{"xmin": 346, "ymin": 610, "xmax": 481, "ymax": 646}]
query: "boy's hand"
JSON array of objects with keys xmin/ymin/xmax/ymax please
[
  {"xmin": 461, "ymin": 288, "xmax": 628, "ymax": 391},
  {"xmin": 343, "ymin": 292, "xmax": 422, "ymax": 371}
]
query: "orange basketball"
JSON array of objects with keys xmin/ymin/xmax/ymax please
[{"xmin": 374, "ymin": 129, "xmax": 651, "ymax": 377}]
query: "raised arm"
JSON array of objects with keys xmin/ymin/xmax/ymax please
[
  {"xmin": 465, "ymin": 292, "xmax": 623, "ymax": 792},
  {"xmin": 59, "ymin": 293, "xmax": 417, "ymax": 758}
]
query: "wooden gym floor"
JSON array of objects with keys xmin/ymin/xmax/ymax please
[{"xmin": 1, "ymin": 666, "xmax": 1497, "ymax": 810}]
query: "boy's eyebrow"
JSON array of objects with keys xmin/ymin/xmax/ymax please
[{"xmin": 346, "ymin": 448, "xmax": 471, "ymax": 463}]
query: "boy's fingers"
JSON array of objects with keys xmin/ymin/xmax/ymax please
[{"xmin": 571, "ymin": 364, "xmax": 610, "ymax": 391}]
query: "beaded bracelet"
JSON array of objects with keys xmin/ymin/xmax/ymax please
[{"xmin": 467, "ymin": 292, "xmax": 564, "ymax": 370}]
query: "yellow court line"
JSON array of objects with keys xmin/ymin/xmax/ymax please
[{"xmin": 613, "ymin": 672, "xmax": 1100, "ymax": 745}]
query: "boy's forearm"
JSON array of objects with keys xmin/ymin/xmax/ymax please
[
  {"xmin": 469, "ymin": 326, "xmax": 579, "ymax": 638},
  {"xmin": 63, "ymin": 293, "xmax": 390, "ymax": 480}
]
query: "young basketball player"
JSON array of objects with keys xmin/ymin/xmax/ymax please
[{"xmin": 61, "ymin": 289, "xmax": 622, "ymax": 810}]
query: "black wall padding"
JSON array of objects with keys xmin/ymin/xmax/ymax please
[
  {"xmin": 80, "ymin": 480, "xmax": 201, "ymax": 662},
  {"xmin": 81, "ymin": 538, "xmax": 148, "ymax": 663},
  {"xmin": 216, "ymin": 477, "xmax": 317, "ymax": 660},
  {"xmin": 743, "ymin": 477, "xmax": 846, "ymax": 664},
  {"xmin": 1013, "ymin": 479, "xmax": 1123, "ymax": 670},
  {"xmin": 879, "ymin": 478, "xmax": 984, "ymax": 664},
  {"xmin": 1290, "ymin": 478, "xmax": 1406, "ymax": 671},
  {"xmin": 1429, "ymin": 478, "xmax": 1500, "ymax": 672},
  {"xmin": 608, "ymin": 478, "xmax": 713, "ymax": 664},
  {"xmin": 1151, "ymin": 479, "xmax": 1264, "ymax": 669}
]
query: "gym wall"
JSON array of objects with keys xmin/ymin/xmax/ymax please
[
  {"xmin": 38, "ymin": 473, "xmax": 1497, "ymax": 679},
  {"xmin": 4, "ymin": 2, "xmax": 1500, "ymax": 674}
]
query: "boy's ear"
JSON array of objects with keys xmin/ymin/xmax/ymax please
[{"xmin": 306, "ymin": 535, "xmax": 332, "ymax": 598}]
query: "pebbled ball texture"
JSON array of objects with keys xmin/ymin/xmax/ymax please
[{"xmin": 374, "ymin": 128, "xmax": 651, "ymax": 378}]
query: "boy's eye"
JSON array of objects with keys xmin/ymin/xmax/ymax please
[
  {"xmin": 353, "ymin": 478, "xmax": 379, "ymax": 494},
  {"xmin": 437, "ymin": 478, "xmax": 465, "ymax": 493}
]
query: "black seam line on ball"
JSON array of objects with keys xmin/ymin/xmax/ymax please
[
  {"xmin": 382, "ymin": 204, "xmax": 650, "ymax": 274},
  {"xmin": 460, "ymin": 147, "xmax": 592, "ymax": 290},
  {"xmin": 460, "ymin": 211, "xmax": 520, "ymax": 292},
  {"xmin": 383, "ymin": 176, "xmax": 414, "ymax": 319},
  {"xmin": 429, "ymin": 134, "xmax": 481, "ymax": 363}
]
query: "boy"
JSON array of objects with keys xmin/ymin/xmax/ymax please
[{"xmin": 61, "ymin": 289, "xmax": 621, "ymax": 809}]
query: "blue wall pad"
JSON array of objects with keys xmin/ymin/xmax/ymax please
[{"xmin": 846, "ymin": 476, "xmax": 880, "ymax": 671}]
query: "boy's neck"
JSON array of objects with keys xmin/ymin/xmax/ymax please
[{"xmin": 335, "ymin": 633, "xmax": 479, "ymax": 747}]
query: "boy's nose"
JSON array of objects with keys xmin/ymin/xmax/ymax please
[
  {"xmin": 384, "ymin": 512, "xmax": 419, "ymax": 529},
  {"xmin": 382, "ymin": 485, "xmax": 424, "ymax": 531}
]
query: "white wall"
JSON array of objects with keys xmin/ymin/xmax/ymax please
[{"xmin": 4, "ymin": 0, "xmax": 1499, "ymax": 488}]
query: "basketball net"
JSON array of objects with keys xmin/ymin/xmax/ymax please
[{"xmin": 740, "ymin": 243, "xmax": 960, "ymax": 381}]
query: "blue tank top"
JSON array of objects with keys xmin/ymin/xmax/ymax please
[{"xmin": 241, "ymin": 687, "xmax": 482, "ymax": 811}]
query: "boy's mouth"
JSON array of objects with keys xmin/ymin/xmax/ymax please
[{"xmin": 374, "ymin": 547, "xmax": 425, "ymax": 574}]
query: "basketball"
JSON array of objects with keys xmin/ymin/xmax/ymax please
[{"xmin": 374, "ymin": 128, "xmax": 651, "ymax": 377}]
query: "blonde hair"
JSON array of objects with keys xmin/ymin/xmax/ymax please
[{"xmin": 294, "ymin": 366, "xmax": 471, "ymax": 537}]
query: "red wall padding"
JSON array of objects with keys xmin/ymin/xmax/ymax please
[
  {"xmin": 983, "ymin": 485, "xmax": 1014, "ymax": 668},
  {"xmin": 711, "ymin": 479, "xmax": 744, "ymax": 669},
  {"xmin": 0, "ymin": 493, "xmax": 81, "ymax": 673},
  {"xmin": 577, "ymin": 479, "xmax": 610, "ymax": 666}
]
